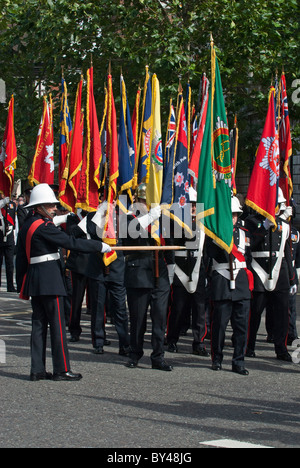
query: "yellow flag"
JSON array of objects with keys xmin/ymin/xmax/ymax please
[{"xmin": 146, "ymin": 73, "xmax": 163, "ymax": 207}]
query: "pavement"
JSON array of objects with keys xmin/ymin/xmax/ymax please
[{"xmin": 0, "ymin": 272, "xmax": 300, "ymax": 450}]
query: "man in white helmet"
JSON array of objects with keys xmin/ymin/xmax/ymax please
[
  {"xmin": 16, "ymin": 183, "xmax": 111, "ymax": 381},
  {"xmin": 245, "ymin": 188, "xmax": 296, "ymax": 362}
]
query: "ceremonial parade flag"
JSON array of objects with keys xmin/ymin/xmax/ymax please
[
  {"xmin": 146, "ymin": 73, "xmax": 163, "ymax": 207},
  {"xmin": 117, "ymin": 74, "xmax": 135, "ymax": 200},
  {"xmin": 76, "ymin": 67, "xmax": 102, "ymax": 211},
  {"xmin": 28, "ymin": 95, "xmax": 54, "ymax": 186},
  {"xmin": 161, "ymin": 88, "xmax": 192, "ymax": 237},
  {"xmin": 131, "ymin": 86, "xmax": 141, "ymax": 171},
  {"xmin": 162, "ymin": 99, "xmax": 176, "ymax": 193},
  {"xmin": 0, "ymin": 95, "xmax": 17, "ymax": 197},
  {"xmin": 59, "ymin": 76, "xmax": 84, "ymax": 212},
  {"xmin": 136, "ymin": 66, "xmax": 152, "ymax": 186},
  {"xmin": 185, "ymin": 82, "xmax": 192, "ymax": 159},
  {"xmin": 58, "ymin": 77, "xmax": 72, "ymax": 198},
  {"xmin": 197, "ymin": 43, "xmax": 233, "ymax": 253},
  {"xmin": 279, "ymin": 72, "xmax": 293, "ymax": 201},
  {"xmin": 230, "ymin": 115, "xmax": 239, "ymax": 196},
  {"xmin": 146, "ymin": 73, "xmax": 163, "ymax": 244},
  {"xmin": 102, "ymin": 72, "xmax": 119, "ymax": 266},
  {"xmin": 188, "ymin": 73, "xmax": 209, "ymax": 184},
  {"xmin": 245, "ymin": 86, "xmax": 279, "ymax": 227}
]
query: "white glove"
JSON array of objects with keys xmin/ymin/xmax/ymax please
[
  {"xmin": 290, "ymin": 285, "xmax": 297, "ymax": 296},
  {"xmin": 0, "ymin": 197, "xmax": 9, "ymax": 209},
  {"xmin": 139, "ymin": 206, "xmax": 161, "ymax": 231},
  {"xmin": 53, "ymin": 214, "xmax": 70, "ymax": 227},
  {"xmin": 101, "ymin": 242, "xmax": 112, "ymax": 253},
  {"xmin": 281, "ymin": 206, "xmax": 293, "ymax": 221},
  {"xmin": 263, "ymin": 218, "xmax": 274, "ymax": 230},
  {"xmin": 149, "ymin": 205, "xmax": 161, "ymax": 222},
  {"xmin": 167, "ymin": 264, "xmax": 175, "ymax": 285}
]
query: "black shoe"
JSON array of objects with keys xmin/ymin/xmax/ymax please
[
  {"xmin": 93, "ymin": 346, "xmax": 104, "ymax": 354},
  {"xmin": 126, "ymin": 359, "xmax": 138, "ymax": 368},
  {"xmin": 119, "ymin": 346, "xmax": 131, "ymax": 356},
  {"xmin": 152, "ymin": 360, "xmax": 173, "ymax": 371},
  {"xmin": 167, "ymin": 343, "xmax": 178, "ymax": 353},
  {"xmin": 7, "ymin": 287, "xmax": 17, "ymax": 293},
  {"xmin": 30, "ymin": 372, "xmax": 53, "ymax": 381},
  {"xmin": 211, "ymin": 362, "xmax": 222, "ymax": 371},
  {"xmin": 193, "ymin": 347, "xmax": 210, "ymax": 357},
  {"xmin": 53, "ymin": 371, "xmax": 82, "ymax": 381},
  {"xmin": 232, "ymin": 365, "xmax": 249, "ymax": 376},
  {"xmin": 277, "ymin": 352, "xmax": 292, "ymax": 362},
  {"xmin": 245, "ymin": 349, "xmax": 256, "ymax": 358},
  {"xmin": 69, "ymin": 336, "xmax": 80, "ymax": 343}
]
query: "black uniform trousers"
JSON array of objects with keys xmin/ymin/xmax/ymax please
[
  {"xmin": 0, "ymin": 240, "xmax": 15, "ymax": 291},
  {"xmin": 167, "ymin": 284, "xmax": 207, "ymax": 350},
  {"xmin": 89, "ymin": 278, "xmax": 129, "ymax": 350},
  {"xmin": 68, "ymin": 271, "xmax": 89, "ymax": 339},
  {"xmin": 126, "ymin": 284, "xmax": 169, "ymax": 364},
  {"xmin": 211, "ymin": 299, "xmax": 250, "ymax": 367},
  {"xmin": 248, "ymin": 290, "xmax": 289, "ymax": 356},
  {"xmin": 31, "ymin": 295, "xmax": 70, "ymax": 374}
]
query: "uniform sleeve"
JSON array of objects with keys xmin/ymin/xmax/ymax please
[{"xmin": 40, "ymin": 221, "xmax": 103, "ymax": 254}]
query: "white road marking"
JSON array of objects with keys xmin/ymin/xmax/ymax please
[{"xmin": 200, "ymin": 439, "xmax": 273, "ymax": 449}]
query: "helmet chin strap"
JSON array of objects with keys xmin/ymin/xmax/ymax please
[{"xmin": 39, "ymin": 205, "xmax": 55, "ymax": 219}]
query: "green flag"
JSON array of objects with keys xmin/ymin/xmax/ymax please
[{"xmin": 197, "ymin": 45, "xmax": 233, "ymax": 254}]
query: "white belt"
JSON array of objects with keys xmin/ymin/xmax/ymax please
[
  {"xmin": 252, "ymin": 251, "xmax": 283, "ymax": 258},
  {"xmin": 175, "ymin": 251, "xmax": 199, "ymax": 258},
  {"xmin": 212, "ymin": 260, "xmax": 246, "ymax": 271},
  {"xmin": 30, "ymin": 252, "xmax": 60, "ymax": 265}
]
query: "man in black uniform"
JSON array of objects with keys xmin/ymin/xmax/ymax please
[
  {"xmin": 16, "ymin": 183, "xmax": 111, "ymax": 381},
  {"xmin": 166, "ymin": 187, "xmax": 209, "ymax": 357},
  {"xmin": 124, "ymin": 184, "xmax": 174, "ymax": 371},
  {"xmin": 0, "ymin": 192, "xmax": 17, "ymax": 292},
  {"xmin": 246, "ymin": 188, "xmax": 296, "ymax": 361},
  {"xmin": 77, "ymin": 201, "xmax": 130, "ymax": 356},
  {"xmin": 207, "ymin": 196, "xmax": 253, "ymax": 375}
]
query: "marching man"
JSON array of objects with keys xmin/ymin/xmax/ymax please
[
  {"xmin": 246, "ymin": 188, "xmax": 296, "ymax": 362},
  {"xmin": 207, "ymin": 196, "xmax": 253, "ymax": 375}
]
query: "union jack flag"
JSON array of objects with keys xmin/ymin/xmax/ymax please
[{"xmin": 279, "ymin": 72, "xmax": 293, "ymax": 200}]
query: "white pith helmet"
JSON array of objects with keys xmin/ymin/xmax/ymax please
[
  {"xmin": 189, "ymin": 187, "xmax": 197, "ymax": 202},
  {"xmin": 231, "ymin": 196, "xmax": 243, "ymax": 214},
  {"xmin": 26, "ymin": 183, "xmax": 59, "ymax": 208}
]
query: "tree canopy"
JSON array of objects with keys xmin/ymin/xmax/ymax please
[{"xmin": 0, "ymin": 0, "xmax": 299, "ymax": 181}]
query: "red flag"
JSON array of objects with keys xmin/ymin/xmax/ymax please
[
  {"xmin": 0, "ymin": 95, "xmax": 17, "ymax": 197},
  {"xmin": 230, "ymin": 115, "xmax": 239, "ymax": 195},
  {"xmin": 188, "ymin": 73, "xmax": 209, "ymax": 184},
  {"xmin": 60, "ymin": 77, "xmax": 84, "ymax": 212},
  {"xmin": 76, "ymin": 67, "xmax": 102, "ymax": 211},
  {"xmin": 102, "ymin": 73, "xmax": 119, "ymax": 266},
  {"xmin": 28, "ymin": 95, "xmax": 54, "ymax": 186},
  {"xmin": 279, "ymin": 72, "xmax": 293, "ymax": 201},
  {"xmin": 245, "ymin": 87, "xmax": 279, "ymax": 226}
]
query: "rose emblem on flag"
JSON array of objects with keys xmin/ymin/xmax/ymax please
[
  {"xmin": 259, "ymin": 136, "xmax": 279, "ymax": 187},
  {"xmin": 178, "ymin": 195, "xmax": 187, "ymax": 208}
]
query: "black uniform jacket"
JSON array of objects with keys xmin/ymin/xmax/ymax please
[
  {"xmin": 65, "ymin": 214, "xmax": 91, "ymax": 276},
  {"xmin": 16, "ymin": 213, "xmax": 103, "ymax": 297},
  {"xmin": 84, "ymin": 212, "xmax": 125, "ymax": 284},
  {"xmin": 245, "ymin": 214, "xmax": 295, "ymax": 292},
  {"xmin": 123, "ymin": 213, "xmax": 174, "ymax": 289},
  {"xmin": 207, "ymin": 220, "xmax": 252, "ymax": 302}
]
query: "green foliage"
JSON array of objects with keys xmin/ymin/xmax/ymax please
[{"xmin": 0, "ymin": 0, "xmax": 299, "ymax": 181}]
